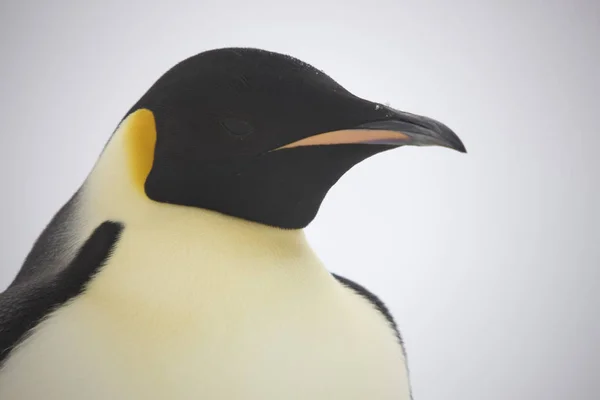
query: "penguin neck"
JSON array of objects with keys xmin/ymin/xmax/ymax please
[
  {"xmin": 76, "ymin": 130, "xmax": 328, "ymax": 313},
  {"xmin": 78, "ymin": 110, "xmax": 314, "ymax": 262}
]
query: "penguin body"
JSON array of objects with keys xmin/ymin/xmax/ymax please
[{"xmin": 0, "ymin": 48, "xmax": 465, "ymax": 399}]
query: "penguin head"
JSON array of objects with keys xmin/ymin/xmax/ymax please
[{"xmin": 120, "ymin": 47, "xmax": 466, "ymax": 229}]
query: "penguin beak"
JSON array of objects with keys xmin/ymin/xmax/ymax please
[{"xmin": 277, "ymin": 107, "xmax": 467, "ymax": 153}]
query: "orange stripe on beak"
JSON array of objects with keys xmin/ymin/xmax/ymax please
[{"xmin": 274, "ymin": 129, "xmax": 411, "ymax": 150}]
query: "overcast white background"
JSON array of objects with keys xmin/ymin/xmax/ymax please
[{"xmin": 1, "ymin": 1, "xmax": 599, "ymax": 399}]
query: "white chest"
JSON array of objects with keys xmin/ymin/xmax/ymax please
[{"xmin": 0, "ymin": 225, "xmax": 410, "ymax": 400}]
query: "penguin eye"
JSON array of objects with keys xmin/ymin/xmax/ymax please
[{"xmin": 220, "ymin": 117, "xmax": 254, "ymax": 137}]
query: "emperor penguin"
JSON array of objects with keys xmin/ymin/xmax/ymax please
[{"xmin": 0, "ymin": 47, "xmax": 466, "ymax": 400}]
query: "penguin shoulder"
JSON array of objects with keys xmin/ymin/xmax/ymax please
[
  {"xmin": 332, "ymin": 273, "xmax": 403, "ymax": 345},
  {"xmin": 0, "ymin": 222, "xmax": 123, "ymax": 365}
]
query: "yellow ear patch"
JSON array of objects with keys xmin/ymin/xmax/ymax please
[{"xmin": 123, "ymin": 109, "xmax": 157, "ymax": 195}]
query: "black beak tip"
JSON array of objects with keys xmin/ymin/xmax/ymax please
[
  {"xmin": 431, "ymin": 124, "xmax": 467, "ymax": 154},
  {"xmin": 452, "ymin": 136, "xmax": 468, "ymax": 154},
  {"xmin": 434, "ymin": 121, "xmax": 467, "ymax": 154}
]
